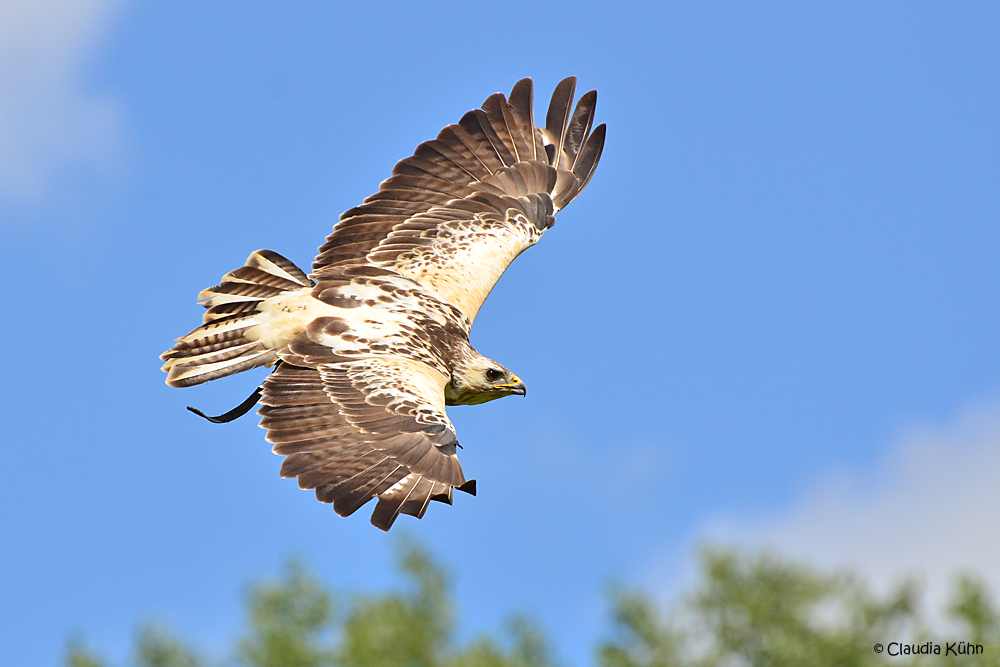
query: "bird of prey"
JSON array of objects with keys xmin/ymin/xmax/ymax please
[{"xmin": 161, "ymin": 77, "xmax": 605, "ymax": 530}]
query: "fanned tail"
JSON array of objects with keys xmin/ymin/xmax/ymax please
[{"xmin": 160, "ymin": 250, "xmax": 313, "ymax": 388}]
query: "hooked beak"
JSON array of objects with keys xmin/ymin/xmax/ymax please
[{"xmin": 494, "ymin": 376, "xmax": 527, "ymax": 397}]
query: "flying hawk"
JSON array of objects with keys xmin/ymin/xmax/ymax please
[{"xmin": 161, "ymin": 77, "xmax": 605, "ymax": 530}]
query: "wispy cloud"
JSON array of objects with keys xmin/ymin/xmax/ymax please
[
  {"xmin": 0, "ymin": 0, "xmax": 126, "ymax": 214},
  {"xmin": 703, "ymin": 394, "xmax": 1000, "ymax": 615}
]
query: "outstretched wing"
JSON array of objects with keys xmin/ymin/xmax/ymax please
[
  {"xmin": 312, "ymin": 77, "xmax": 605, "ymax": 325},
  {"xmin": 260, "ymin": 340, "xmax": 471, "ymax": 531}
]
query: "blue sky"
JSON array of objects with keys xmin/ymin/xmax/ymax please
[{"xmin": 2, "ymin": 1, "xmax": 999, "ymax": 665}]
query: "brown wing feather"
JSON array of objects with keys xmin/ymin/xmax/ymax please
[
  {"xmin": 259, "ymin": 351, "xmax": 467, "ymax": 531},
  {"xmin": 312, "ymin": 78, "xmax": 605, "ymax": 291}
]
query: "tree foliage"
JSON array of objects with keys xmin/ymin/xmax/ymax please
[
  {"xmin": 66, "ymin": 538, "xmax": 555, "ymax": 667},
  {"xmin": 600, "ymin": 548, "xmax": 1000, "ymax": 667},
  {"xmin": 239, "ymin": 559, "xmax": 336, "ymax": 667},
  {"xmin": 67, "ymin": 541, "xmax": 1000, "ymax": 667}
]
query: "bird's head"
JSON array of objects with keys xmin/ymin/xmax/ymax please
[{"xmin": 445, "ymin": 356, "xmax": 526, "ymax": 406}]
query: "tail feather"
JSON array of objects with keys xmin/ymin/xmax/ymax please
[
  {"xmin": 161, "ymin": 250, "xmax": 313, "ymax": 388},
  {"xmin": 198, "ymin": 282, "xmax": 284, "ymax": 305},
  {"xmin": 164, "ymin": 348, "xmax": 276, "ymax": 388},
  {"xmin": 176, "ymin": 313, "xmax": 258, "ymax": 342},
  {"xmin": 245, "ymin": 248, "xmax": 311, "ymax": 285}
]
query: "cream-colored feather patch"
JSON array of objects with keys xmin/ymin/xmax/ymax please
[{"xmin": 373, "ymin": 209, "xmax": 541, "ymax": 325}]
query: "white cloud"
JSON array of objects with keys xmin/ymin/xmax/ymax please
[
  {"xmin": 702, "ymin": 394, "xmax": 1000, "ymax": 617},
  {"xmin": 0, "ymin": 0, "xmax": 126, "ymax": 210}
]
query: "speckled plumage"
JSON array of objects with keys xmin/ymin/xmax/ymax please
[{"xmin": 161, "ymin": 77, "xmax": 605, "ymax": 530}]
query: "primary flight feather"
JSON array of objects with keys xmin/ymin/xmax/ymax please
[{"xmin": 161, "ymin": 77, "xmax": 605, "ymax": 530}]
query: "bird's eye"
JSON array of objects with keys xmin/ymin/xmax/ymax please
[{"xmin": 486, "ymin": 368, "xmax": 504, "ymax": 382}]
